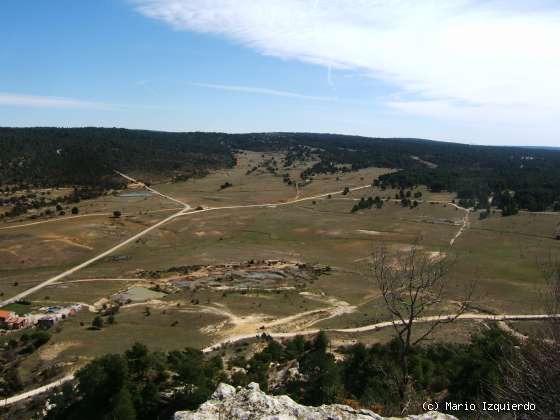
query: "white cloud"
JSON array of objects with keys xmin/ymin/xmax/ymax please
[
  {"xmin": 0, "ymin": 92, "xmax": 113, "ymax": 109},
  {"xmin": 134, "ymin": 0, "xmax": 560, "ymax": 127},
  {"xmin": 188, "ymin": 82, "xmax": 336, "ymax": 101}
]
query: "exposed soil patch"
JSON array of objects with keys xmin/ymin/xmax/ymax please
[
  {"xmin": 40, "ymin": 234, "xmax": 94, "ymax": 250},
  {"xmin": 187, "ymin": 293, "xmax": 355, "ymax": 341},
  {"xmin": 39, "ymin": 341, "xmax": 79, "ymax": 361},
  {"xmin": 113, "ymin": 286, "xmax": 167, "ymax": 304},
  {"xmin": 410, "ymin": 155, "xmax": 438, "ymax": 168},
  {"xmin": 135, "ymin": 260, "xmax": 331, "ymax": 292},
  {"xmin": 356, "ymin": 229, "xmax": 382, "ymax": 235},
  {"xmin": 0, "ymin": 244, "xmax": 23, "ymax": 257}
]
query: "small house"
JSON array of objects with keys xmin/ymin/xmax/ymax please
[
  {"xmin": 0, "ymin": 310, "xmax": 16, "ymax": 329},
  {"xmin": 10, "ymin": 317, "xmax": 28, "ymax": 329}
]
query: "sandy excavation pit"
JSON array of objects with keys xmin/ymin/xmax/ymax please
[{"xmin": 135, "ymin": 260, "xmax": 331, "ymax": 292}]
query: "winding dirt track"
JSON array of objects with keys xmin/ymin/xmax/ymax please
[
  {"xmin": 3, "ymin": 312, "xmax": 558, "ymax": 408},
  {"xmin": 0, "ymin": 374, "xmax": 75, "ymax": 407},
  {"xmin": 0, "ymin": 207, "xmax": 182, "ymax": 231},
  {"xmin": 0, "ymin": 209, "xmax": 187, "ymax": 307},
  {"xmin": 448, "ymin": 203, "xmax": 471, "ymax": 246},
  {"xmin": 202, "ymin": 312, "xmax": 560, "ymax": 353},
  {"xmin": 114, "ymin": 171, "xmax": 191, "ymax": 209}
]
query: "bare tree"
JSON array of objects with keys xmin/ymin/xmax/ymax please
[
  {"xmin": 540, "ymin": 256, "xmax": 560, "ymax": 330},
  {"xmin": 493, "ymin": 257, "xmax": 560, "ymax": 418},
  {"xmin": 371, "ymin": 243, "xmax": 474, "ymax": 409}
]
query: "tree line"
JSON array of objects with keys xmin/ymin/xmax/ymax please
[
  {"xmin": 3, "ymin": 128, "xmax": 560, "ymax": 214},
  {"xmin": 0, "ymin": 128, "xmax": 235, "ymax": 190},
  {"xmin": 28, "ymin": 328, "xmax": 548, "ymax": 420}
]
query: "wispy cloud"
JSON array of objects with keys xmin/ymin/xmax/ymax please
[
  {"xmin": 188, "ymin": 82, "xmax": 336, "ymax": 101},
  {"xmin": 0, "ymin": 92, "xmax": 113, "ymax": 110},
  {"xmin": 326, "ymin": 65, "xmax": 335, "ymax": 90},
  {"xmin": 0, "ymin": 92, "xmax": 183, "ymax": 112},
  {"xmin": 134, "ymin": 0, "xmax": 560, "ymax": 124}
]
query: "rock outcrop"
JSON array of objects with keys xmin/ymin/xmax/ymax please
[{"xmin": 174, "ymin": 383, "xmax": 457, "ymax": 420}]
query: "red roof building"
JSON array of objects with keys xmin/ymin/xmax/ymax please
[{"xmin": 0, "ymin": 310, "xmax": 17, "ymax": 329}]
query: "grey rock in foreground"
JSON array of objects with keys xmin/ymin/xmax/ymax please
[{"xmin": 174, "ymin": 382, "xmax": 457, "ymax": 420}]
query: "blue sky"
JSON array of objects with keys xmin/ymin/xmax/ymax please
[{"xmin": 1, "ymin": 0, "xmax": 559, "ymax": 146}]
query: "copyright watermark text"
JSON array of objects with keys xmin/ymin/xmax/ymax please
[{"xmin": 422, "ymin": 401, "xmax": 536, "ymax": 414}]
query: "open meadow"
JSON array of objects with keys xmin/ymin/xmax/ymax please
[{"xmin": 2, "ymin": 150, "xmax": 560, "ymax": 387}]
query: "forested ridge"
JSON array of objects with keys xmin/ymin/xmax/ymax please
[
  {"xmin": 0, "ymin": 128, "xmax": 235, "ymax": 189},
  {"xmin": 2, "ymin": 127, "xmax": 560, "ymax": 212}
]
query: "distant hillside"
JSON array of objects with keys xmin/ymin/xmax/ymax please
[
  {"xmin": 0, "ymin": 127, "xmax": 235, "ymax": 189},
  {"xmin": 227, "ymin": 132, "xmax": 560, "ymax": 212},
  {"xmin": 2, "ymin": 127, "xmax": 560, "ymax": 212},
  {"xmin": 523, "ymin": 146, "xmax": 560, "ymax": 151}
]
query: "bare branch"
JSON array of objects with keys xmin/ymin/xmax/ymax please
[{"xmin": 370, "ymin": 240, "xmax": 474, "ymax": 409}]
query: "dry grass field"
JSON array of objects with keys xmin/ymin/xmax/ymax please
[{"xmin": 2, "ymin": 150, "xmax": 559, "ymax": 385}]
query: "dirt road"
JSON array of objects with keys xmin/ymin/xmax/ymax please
[
  {"xmin": 114, "ymin": 170, "xmax": 191, "ymax": 209},
  {"xmin": 0, "ymin": 209, "xmax": 186, "ymax": 307},
  {"xmin": 448, "ymin": 203, "xmax": 471, "ymax": 246},
  {"xmin": 0, "ymin": 374, "xmax": 74, "ymax": 408},
  {"xmin": 0, "ymin": 207, "xmax": 182, "ymax": 231},
  {"xmin": 202, "ymin": 312, "xmax": 560, "ymax": 352},
  {"xmin": 185, "ymin": 294, "xmax": 356, "ymax": 338},
  {"xmin": 0, "ymin": 171, "xmax": 190, "ymax": 307},
  {"xmin": 176, "ymin": 184, "xmax": 373, "ymax": 216}
]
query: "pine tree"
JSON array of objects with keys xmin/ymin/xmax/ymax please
[{"xmin": 111, "ymin": 387, "xmax": 137, "ymax": 420}]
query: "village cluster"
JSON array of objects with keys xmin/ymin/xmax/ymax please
[{"xmin": 0, "ymin": 304, "xmax": 82, "ymax": 332}]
